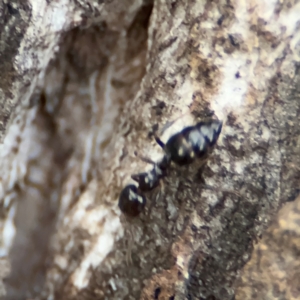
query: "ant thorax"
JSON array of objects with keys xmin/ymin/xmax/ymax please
[{"xmin": 131, "ymin": 156, "xmax": 166, "ymax": 192}]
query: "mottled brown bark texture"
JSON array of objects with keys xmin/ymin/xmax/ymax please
[
  {"xmin": 0, "ymin": 0, "xmax": 300, "ymax": 299},
  {"xmin": 235, "ymin": 195, "xmax": 300, "ymax": 300}
]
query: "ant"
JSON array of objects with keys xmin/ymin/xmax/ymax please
[
  {"xmin": 118, "ymin": 119, "xmax": 223, "ymax": 217},
  {"xmin": 118, "ymin": 157, "xmax": 166, "ymax": 217}
]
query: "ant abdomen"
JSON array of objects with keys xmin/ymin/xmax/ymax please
[
  {"xmin": 196, "ymin": 120, "xmax": 222, "ymax": 147},
  {"xmin": 164, "ymin": 126, "xmax": 198, "ymax": 165},
  {"xmin": 158, "ymin": 120, "xmax": 222, "ymax": 166}
]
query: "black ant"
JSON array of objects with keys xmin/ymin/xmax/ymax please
[
  {"xmin": 118, "ymin": 119, "xmax": 223, "ymax": 217},
  {"xmin": 128, "ymin": 119, "xmax": 222, "ymax": 192},
  {"xmin": 118, "ymin": 158, "xmax": 166, "ymax": 217}
]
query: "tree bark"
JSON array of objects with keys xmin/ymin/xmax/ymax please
[{"xmin": 0, "ymin": 0, "xmax": 300, "ymax": 299}]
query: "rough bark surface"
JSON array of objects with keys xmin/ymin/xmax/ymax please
[
  {"xmin": 0, "ymin": 0, "xmax": 300, "ymax": 300},
  {"xmin": 235, "ymin": 195, "xmax": 300, "ymax": 300}
]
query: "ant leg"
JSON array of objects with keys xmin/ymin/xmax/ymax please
[
  {"xmin": 120, "ymin": 216, "xmax": 133, "ymax": 265},
  {"xmin": 155, "ymin": 136, "xmax": 165, "ymax": 149},
  {"xmin": 160, "ymin": 110, "xmax": 193, "ymax": 134},
  {"xmin": 126, "ymin": 224, "xmax": 134, "ymax": 265},
  {"xmin": 160, "ymin": 178, "xmax": 165, "ymax": 195},
  {"xmin": 134, "ymin": 151, "xmax": 156, "ymax": 165},
  {"xmin": 201, "ymin": 184, "xmax": 242, "ymax": 198},
  {"xmin": 144, "ymin": 182, "xmax": 165, "ymax": 219}
]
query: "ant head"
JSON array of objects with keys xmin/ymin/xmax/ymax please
[{"xmin": 118, "ymin": 185, "xmax": 146, "ymax": 217}]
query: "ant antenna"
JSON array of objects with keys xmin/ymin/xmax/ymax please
[
  {"xmin": 133, "ymin": 151, "xmax": 157, "ymax": 165},
  {"xmin": 159, "ymin": 110, "xmax": 192, "ymax": 135}
]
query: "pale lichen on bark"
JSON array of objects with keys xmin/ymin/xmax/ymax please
[{"xmin": 0, "ymin": 0, "xmax": 300, "ymax": 299}]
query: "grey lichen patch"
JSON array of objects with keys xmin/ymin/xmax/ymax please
[
  {"xmin": 0, "ymin": 0, "xmax": 86, "ymax": 141},
  {"xmin": 0, "ymin": 1, "xmax": 31, "ymax": 94},
  {"xmin": 0, "ymin": 1, "xmax": 31, "ymax": 140},
  {"xmin": 0, "ymin": 0, "xmax": 149, "ymax": 298}
]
